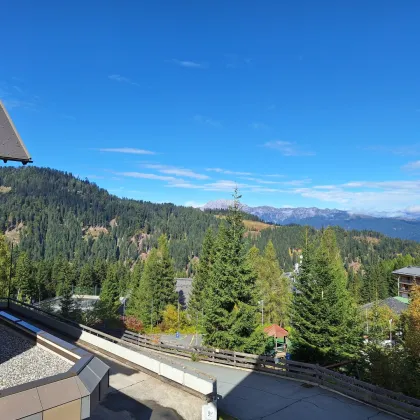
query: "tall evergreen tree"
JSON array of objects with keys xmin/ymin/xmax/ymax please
[
  {"xmin": 347, "ymin": 267, "xmax": 362, "ymax": 304},
  {"xmin": 362, "ymin": 263, "xmax": 388, "ymax": 304},
  {"xmin": 59, "ymin": 265, "xmax": 81, "ymax": 321},
  {"xmin": 77, "ymin": 263, "xmax": 95, "ymax": 293},
  {"xmin": 260, "ymin": 241, "xmax": 292, "ymax": 327},
  {"xmin": 128, "ymin": 248, "xmax": 160, "ymax": 327},
  {"xmin": 99, "ymin": 263, "xmax": 121, "ymax": 318},
  {"xmin": 156, "ymin": 234, "xmax": 177, "ymax": 314},
  {"xmin": 0, "ymin": 234, "xmax": 10, "ymax": 298},
  {"xmin": 189, "ymin": 228, "xmax": 215, "ymax": 322},
  {"xmin": 292, "ymin": 227, "xmax": 362, "ymax": 363},
  {"xmin": 15, "ymin": 252, "xmax": 34, "ymax": 302},
  {"xmin": 203, "ymin": 189, "xmax": 265, "ymax": 353}
]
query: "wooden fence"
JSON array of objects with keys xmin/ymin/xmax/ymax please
[
  {"xmin": 121, "ymin": 330, "xmax": 420, "ymax": 419},
  {"xmin": 3, "ymin": 298, "xmax": 420, "ymax": 419}
]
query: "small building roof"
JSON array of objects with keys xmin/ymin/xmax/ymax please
[
  {"xmin": 392, "ymin": 266, "xmax": 420, "ymax": 277},
  {"xmin": 264, "ymin": 324, "xmax": 289, "ymax": 338},
  {"xmin": 360, "ymin": 296, "xmax": 409, "ymax": 315},
  {"xmin": 0, "ymin": 101, "xmax": 32, "ymax": 164}
]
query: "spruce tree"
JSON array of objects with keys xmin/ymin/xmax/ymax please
[
  {"xmin": 15, "ymin": 252, "xmax": 34, "ymax": 303},
  {"xmin": 260, "ymin": 241, "xmax": 292, "ymax": 327},
  {"xmin": 203, "ymin": 189, "xmax": 265, "ymax": 353},
  {"xmin": 189, "ymin": 228, "xmax": 215, "ymax": 323},
  {"xmin": 292, "ymin": 227, "xmax": 362, "ymax": 363},
  {"xmin": 128, "ymin": 248, "xmax": 160, "ymax": 327},
  {"xmin": 0, "ymin": 235, "xmax": 10, "ymax": 298},
  {"xmin": 59, "ymin": 265, "xmax": 81, "ymax": 321},
  {"xmin": 77, "ymin": 263, "xmax": 95, "ymax": 294},
  {"xmin": 156, "ymin": 234, "xmax": 177, "ymax": 315},
  {"xmin": 99, "ymin": 263, "xmax": 121, "ymax": 318}
]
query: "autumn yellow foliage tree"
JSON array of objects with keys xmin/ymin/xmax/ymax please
[{"xmin": 404, "ymin": 286, "xmax": 420, "ymax": 359}]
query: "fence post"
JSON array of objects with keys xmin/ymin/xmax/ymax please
[
  {"xmin": 316, "ymin": 364, "xmax": 322, "ymax": 385},
  {"xmin": 234, "ymin": 352, "xmax": 236, "ymax": 366}
]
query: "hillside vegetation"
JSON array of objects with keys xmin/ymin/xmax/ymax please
[{"xmin": 0, "ymin": 166, "xmax": 420, "ymax": 280}]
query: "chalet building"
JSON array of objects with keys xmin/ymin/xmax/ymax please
[{"xmin": 392, "ymin": 266, "xmax": 420, "ymax": 298}]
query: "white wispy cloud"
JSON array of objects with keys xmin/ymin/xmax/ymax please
[
  {"xmin": 142, "ymin": 164, "xmax": 209, "ymax": 180},
  {"xmin": 119, "ymin": 172, "xmax": 178, "ymax": 182},
  {"xmin": 250, "ymin": 122, "xmax": 269, "ymax": 130},
  {"xmin": 0, "ymin": 81, "xmax": 39, "ymax": 110},
  {"xmin": 194, "ymin": 115, "xmax": 221, "ymax": 127},
  {"xmin": 365, "ymin": 144, "xmax": 420, "ymax": 156},
  {"xmin": 402, "ymin": 160, "xmax": 420, "ymax": 171},
  {"xmin": 166, "ymin": 181, "xmax": 203, "ymax": 189},
  {"xmin": 184, "ymin": 201, "xmax": 205, "ymax": 208},
  {"xmin": 206, "ymin": 168, "xmax": 253, "ymax": 176},
  {"xmin": 264, "ymin": 141, "xmax": 315, "ymax": 156},
  {"xmin": 291, "ymin": 179, "xmax": 420, "ymax": 212},
  {"xmin": 108, "ymin": 74, "xmax": 139, "ymax": 87},
  {"xmin": 98, "ymin": 148, "xmax": 155, "ymax": 155},
  {"xmin": 240, "ymin": 176, "xmax": 280, "ymax": 184},
  {"xmin": 171, "ymin": 59, "xmax": 207, "ymax": 69},
  {"xmin": 203, "ymin": 180, "xmax": 246, "ymax": 192},
  {"xmin": 240, "ymin": 176, "xmax": 310, "ymax": 186}
]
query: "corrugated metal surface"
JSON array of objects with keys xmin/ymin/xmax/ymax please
[{"xmin": 0, "ymin": 101, "xmax": 32, "ymax": 163}]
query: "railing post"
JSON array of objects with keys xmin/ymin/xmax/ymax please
[{"xmin": 316, "ymin": 364, "xmax": 322, "ymax": 385}]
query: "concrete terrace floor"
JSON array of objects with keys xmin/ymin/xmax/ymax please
[
  {"xmin": 161, "ymin": 355, "xmax": 396, "ymax": 420},
  {"xmin": 87, "ymin": 351, "xmax": 203, "ymax": 420}
]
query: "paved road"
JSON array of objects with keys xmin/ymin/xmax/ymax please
[
  {"xmin": 159, "ymin": 333, "xmax": 203, "ymax": 348},
  {"xmin": 162, "ymin": 355, "xmax": 395, "ymax": 420}
]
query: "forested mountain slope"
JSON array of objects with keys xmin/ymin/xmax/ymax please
[
  {"xmin": 1, "ymin": 166, "xmax": 420, "ymax": 274},
  {"xmin": 0, "ymin": 166, "xmax": 218, "ymax": 270}
]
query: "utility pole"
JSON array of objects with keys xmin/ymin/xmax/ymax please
[
  {"xmin": 259, "ymin": 300, "xmax": 264, "ymax": 325},
  {"xmin": 177, "ymin": 299, "xmax": 180, "ymax": 331},
  {"xmin": 389, "ymin": 319, "xmax": 393, "ymax": 342},
  {"xmin": 366, "ymin": 308, "xmax": 369, "ymax": 335},
  {"xmin": 8, "ymin": 243, "xmax": 13, "ymax": 299},
  {"xmin": 195, "ymin": 312, "xmax": 198, "ymax": 346},
  {"xmin": 151, "ymin": 299, "xmax": 153, "ymax": 330}
]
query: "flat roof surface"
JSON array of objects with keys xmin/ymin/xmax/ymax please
[
  {"xmin": 392, "ymin": 266, "xmax": 420, "ymax": 276},
  {"xmin": 0, "ymin": 323, "xmax": 71, "ymax": 390}
]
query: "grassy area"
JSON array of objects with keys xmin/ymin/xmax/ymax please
[{"xmin": 243, "ymin": 219, "xmax": 273, "ymax": 231}]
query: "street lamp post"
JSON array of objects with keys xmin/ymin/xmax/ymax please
[
  {"xmin": 8, "ymin": 243, "xmax": 13, "ymax": 299},
  {"xmin": 259, "ymin": 300, "xmax": 264, "ymax": 325},
  {"xmin": 389, "ymin": 319, "xmax": 393, "ymax": 343}
]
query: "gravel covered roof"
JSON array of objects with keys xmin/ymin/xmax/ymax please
[{"xmin": 0, "ymin": 324, "xmax": 71, "ymax": 390}]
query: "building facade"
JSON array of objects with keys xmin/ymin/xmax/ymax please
[{"xmin": 392, "ymin": 266, "xmax": 420, "ymax": 298}]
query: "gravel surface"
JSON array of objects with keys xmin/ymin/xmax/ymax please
[{"xmin": 0, "ymin": 324, "xmax": 72, "ymax": 390}]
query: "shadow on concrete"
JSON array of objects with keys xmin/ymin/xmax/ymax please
[
  {"xmin": 89, "ymin": 355, "xmax": 183, "ymax": 420},
  {"xmin": 4, "ymin": 305, "xmax": 185, "ymax": 419}
]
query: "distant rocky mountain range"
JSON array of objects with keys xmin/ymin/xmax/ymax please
[{"xmin": 201, "ymin": 200, "xmax": 420, "ymax": 241}]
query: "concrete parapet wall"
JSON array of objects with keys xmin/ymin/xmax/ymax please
[
  {"xmin": 0, "ymin": 309, "xmax": 110, "ymax": 420},
  {"xmin": 78, "ymin": 329, "xmax": 215, "ymax": 396},
  {"xmin": 8, "ymin": 300, "xmax": 217, "ymax": 419}
]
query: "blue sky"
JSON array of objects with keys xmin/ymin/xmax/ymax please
[{"xmin": 1, "ymin": 1, "xmax": 420, "ymax": 214}]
